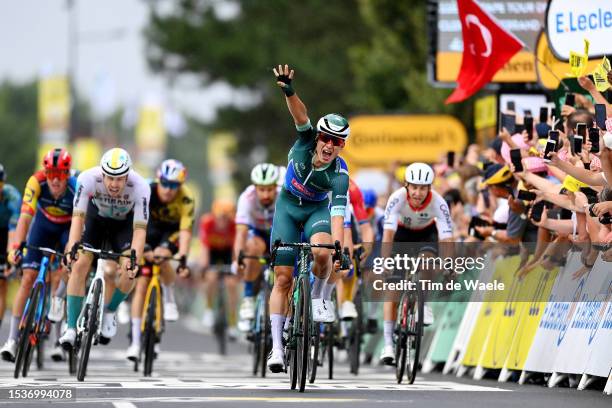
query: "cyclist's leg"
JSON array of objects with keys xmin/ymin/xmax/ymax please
[
  {"xmin": 0, "ymin": 277, "xmax": 5, "ymax": 329},
  {"xmin": 337, "ymin": 227, "xmax": 357, "ymax": 319},
  {"xmin": 108, "ymin": 219, "xmax": 137, "ymax": 319},
  {"xmin": 239, "ymin": 233, "xmax": 266, "ymax": 322},
  {"xmin": 0, "ymin": 229, "xmax": 7, "ymax": 329},
  {"xmin": 129, "ymin": 262, "xmax": 151, "ymax": 351},
  {"xmin": 155, "ymin": 233, "xmax": 180, "ymax": 315},
  {"xmin": 268, "ymin": 197, "xmax": 301, "ymax": 368}
]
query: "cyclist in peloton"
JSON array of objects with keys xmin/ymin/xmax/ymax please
[
  {"xmin": 0, "ymin": 163, "xmax": 21, "ymax": 333},
  {"xmin": 60, "ymin": 148, "xmax": 150, "ymax": 349},
  {"xmin": 267, "ymin": 64, "xmax": 351, "ymax": 373},
  {"xmin": 379, "ymin": 163, "xmax": 454, "ymax": 365},
  {"xmin": 126, "ymin": 159, "xmax": 193, "ymax": 361},
  {"xmin": 233, "ymin": 163, "xmax": 280, "ymax": 331},
  {"xmin": 1, "ymin": 149, "xmax": 76, "ymax": 362}
]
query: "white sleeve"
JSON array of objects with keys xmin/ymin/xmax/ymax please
[
  {"xmin": 235, "ymin": 189, "xmax": 253, "ymax": 226},
  {"xmin": 383, "ymin": 189, "xmax": 405, "ymax": 231},
  {"xmin": 132, "ymin": 174, "xmax": 151, "ymax": 227},
  {"xmin": 73, "ymin": 169, "xmax": 95, "ymax": 214},
  {"xmin": 432, "ymin": 192, "xmax": 454, "ymax": 240}
]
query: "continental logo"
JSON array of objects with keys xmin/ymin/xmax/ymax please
[{"xmin": 142, "ymin": 197, "xmax": 148, "ymax": 220}]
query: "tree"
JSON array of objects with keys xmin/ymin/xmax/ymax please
[
  {"xmin": 145, "ymin": 0, "xmax": 371, "ymax": 170},
  {"xmin": 0, "ymin": 81, "xmax": 38, "ymax": 190}
]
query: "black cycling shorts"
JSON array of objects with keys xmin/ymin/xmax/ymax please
[
  {"xmin": 82, "ymin": 200, "xmax": 134, "ymax": 254},
  {"xmin": 146, "ymin": 222, "xmax": 179, "ymax": 254},
  {"xmin": 393, "ymin": 223, "xmax": 439, "ymax": 256}
]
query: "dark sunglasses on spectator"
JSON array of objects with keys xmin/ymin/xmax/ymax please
[
  {"xmin": 45, "ymin": 169, "xmax": 70, "ymax": 180},
  {"xmin": 160, "ymin": 179, "xmax": 181, "ymax": 189},
  {"xmin": 318, "ymin": 133, "xmax": 345, "ymax": 147}
]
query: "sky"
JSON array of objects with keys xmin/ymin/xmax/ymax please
[{"xmin": 0, "ymin": 0, "xmax": 250, "ymax": 123}]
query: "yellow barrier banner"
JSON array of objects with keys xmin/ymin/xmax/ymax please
[
  {"xmin": 38, "ymin": 75, "xmax": 70, "ymax": 133},
  {"xmin": 461, "ymin": 255, "xmax": 521, "ymax": 367},
  {"xmin": 503, "ymin": 265, "xmax": 559, "ymax": 371},
  {"xmin": 72, "ymin": 138, "xmax": 102, "ymax": 171}
]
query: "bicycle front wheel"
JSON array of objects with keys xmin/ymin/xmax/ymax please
[
  {"xmin": 143, "ymin": 288, "xmax": 158, "ymax": 377},
  {"xmin": 296, "ymin": 275, "xmax": 311, "ymax": 392},
  {"xmin": 395, "ymin": 292, "xmax": 409, "ymax": 384},
  {"xmin": 405, "ymin": 285, "xmax": 423, "ymax": 385},
  {"xmin": 14, "ymin": 284, "xmax": 41, "ymax": 379},
  {"xmin": 77, "ymin": 279, "xmax": 102, "ymax": 382}
]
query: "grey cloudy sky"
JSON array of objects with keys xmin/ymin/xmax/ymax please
[{"xmin": 0, "ymin": 0, "xmax": 251, "ymax": 122}]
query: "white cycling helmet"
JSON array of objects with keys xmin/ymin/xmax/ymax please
[
  {"xmin": 251, "ymin": 163, "xmax": 279, "ymax": 186},
  {"xmin": 100, "ymin": 148, "xmax": 132, "ymax": 177},
  {"xmin": 316, "ymin": 113, "xmax": 350, "ymax": 140},
  {"xmin": 405, "ymin": 163, "xmax": 434, "ymax": 185},
  {"xmin": 158, "ymin": 159, "xmax": 187, "ymax": 183}
]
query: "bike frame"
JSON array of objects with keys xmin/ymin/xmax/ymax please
[
  {"xmin": 76, "ymin": 258, "xmax": 108, "ymax": 340},
  {"xmin": 141, "ymin": 263, "xmax": 163, "ymax": 335},
  {"xmin": 20, "ymin": 253, "xmax": 53, "ymax": 333}
]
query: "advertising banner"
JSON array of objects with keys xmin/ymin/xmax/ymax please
[
  {"xmin": 546, "ymin": 0, "xmax": 612, "ymax": 60},
  {"xmin": 38, "ymin": 74, "xmax": 70, "ymax": 146}
]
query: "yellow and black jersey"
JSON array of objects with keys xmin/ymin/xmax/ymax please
[{"xmin": 148, "ymin": 182, "xmax": 195, "ymax": 231}]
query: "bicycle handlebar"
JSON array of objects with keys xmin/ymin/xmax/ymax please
[
  {"xmin": 270, "ymin": 239, "xmax": 342, "ymax": 265},
  {"xmin": 237, "ymin": 251, "xmax": 271, "ymax": 267}
]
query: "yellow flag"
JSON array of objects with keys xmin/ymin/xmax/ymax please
[
  {"xmin": 592, "ymin": 56, "xmax": 611, "ymax": 92},
  {"xmin": 567, "ymin": 39, "xmax": 590, "ymax": 78}
]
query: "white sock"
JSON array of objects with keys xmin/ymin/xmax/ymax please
[
  {"xmin": 55, "ymin": 280, "xmax": 67, "ymax": 298},
  {"xmin": 270, "ymin": 314, "xmax": 286, "ymax": 351},
  {"xmin": 368, "ymin": 302, "xmax": 379, "ymax": 320},
  {"xmin": 162, "ymin": 284, "xmax": 175, "ymax": 304},
  {"xmin": 311, "ymin": 276, "xmax": 326, "ymax": 299},
  {"xmin": 131, "ymin": 318, "xmax": 142, "ymax": 346},
  {"xmin": 283, "ymin": 316, "xmax": 291, "ymax": 331},
  {"xmin": 321, "ymin": 281, "xmax": 336, "ymax": 301},
  {"xmin": 8, "ymin": 315, "xmax": 20, "ymax": 341},
  {"xmin": 383, "ymin": 320, "xmax": 394, "ymax": 348}
]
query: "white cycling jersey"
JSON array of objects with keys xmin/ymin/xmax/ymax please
[
  {"xmin": 383, "ymin": 188, "xmax": 453, "ymax": 240},
  {"xmin": 235, "ymin": 185, "xmax": 279, "ymax": 231},
  {"xmin": 73, "ymin": 166, "xmax": 151, "ymax": 228}
]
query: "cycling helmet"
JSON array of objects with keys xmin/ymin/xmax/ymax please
[
  {"xmin": 405, "ymin": 163, "xmax": 434, "ymax": 185},
  {"xmin": 316, "ymin": 113, "xmax": 350, "ymax": 140},
  {"xmin": 251, "ymin": 163, "xmax": 279, "ymax": 186},
  {"xmin": 158, "ymin": 159, "xmax": 187, "ymax": 183},
  {"xmin": 43, "ymin": 148, "xmax": 72, "ymax": 171},
  {"xmin": 0, "ymin": 163, "xmax": 5, "ymax": 182},
  {"xmin": 100, "ymin": 148, "xmax": 132, "ymax": 177}
]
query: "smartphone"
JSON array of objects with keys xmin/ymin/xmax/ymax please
[
  {"xmin": 551, "ymin": 107, "xmax": 557, "ymax": 120},
  {"xmin": 595, "ymin": 104, "xmax": 607, "ymax": 129},
  {"xmin": 539, "ymin": 107, "xmax": 549, "ymax": 123},
  {"xmin": 576, "ymin": 123, "xmax": 587, "ymax": 137},
  {"xmin": 447, "ymin": 151, "xmax": 455, "ymax": 168},
  {"xmin": 510, "ymin": 148, "xmax": 523, "ymax": 172},
  {"xmin": 554, "ymin": 117, "xmax": 565, "ymax": 131},
  {"xmin": 531, "ymin": 201, "xmax": 546, "ymax": 222},
  {"xmin": 506, "ymin": 101, "xmax": 516, "ymax": 112},
  {"xmin": 524, "ymin": 116, "xmax": 534, "ymax": 140},
  {"xmin": 500, "ymin": 113, "xmax": 516, "ymax": 133},
  {"xmin": 564, "ymin": 93, "xmax": 575, "ymax": 106},
  {"xmin": 543, "ymin": 140, "xmax": 557, "ymax": 162},
  {"xmin": 589, "ymin": 127, "xmax": 600, "ymax": 153},
  {"xmin": 573, "ymin": 135, "xmax": 583, "ymax": 154},
  {"xmin": 517, "ymin": 190, "xmax": 537, "ymax": 201},
  {"xmin": 548, "ymin": 130, "xmax": 559, "ymax": 143},
  {"xmin": 588, "ymin": 203, "xmax": 597, "ymax": 217},
  {"xmin": 600, "ymin": 215, "xmax": 612, "ymax": 225}
]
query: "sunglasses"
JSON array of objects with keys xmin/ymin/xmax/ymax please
[
  {"xmin": 45, "ymin": 169, "xmax": 70, "ymax": 180},
  {"xmin": 318, "ymin": 133, "xmax": 345, "ymax": 147},
  {"xmin": 160, "ymin": 179, "xmax": 181, "ymax": 190}
]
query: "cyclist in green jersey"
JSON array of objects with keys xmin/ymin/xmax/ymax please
[{"xmin": 267, "ymin": 64, "xmax": 351, "ymax": 373}]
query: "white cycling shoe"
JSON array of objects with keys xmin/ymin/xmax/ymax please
[
  {"xmin": 100, "ymin": 312, "xmax": 117, "ymax": 341},
  {"xmin": 164, "ymin": 302, "xmax": 179, "ymax": 322},
  {"xmin": 379, "ymin": 345, "xmax": 395, "ymax": 366},
  {"xmin": 239, "ymin": 297, "xmax": 255, "ymax": 320},
  {"xmin": 0, "ymin": 339, "xmax": 17, "ymax": 362},
  {"xmin": 340, "ymin": 301, "xmax": 358, "ymax": 320},
  {"xmin": 48, "ymin": 296, "xmax": 65, "ymax": 323},
  {"xmin": 117, "ymin": 301, "xmax": 131, "ymax": 325},
  {"xmin": 312, "ymin": 299, "xmax": 335, "ymax": 323},
  {"xmin": 126, "ymin": 343, "xmax": 140, "ymax": 362},
  {"xmin": 267, "ymin": 348, "xmax": 285, "ymax": 373},
  {"xmin": 59, "ymin": 329, "xmax": 76, "ymax": 351}
]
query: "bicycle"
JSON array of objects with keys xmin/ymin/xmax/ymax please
[
  {"xmin": 270, "ymin": 239, "xmax": 341, "ymax": 393},
  {"xmin": 13, "ymin": 245, "xmax": 61, "ymax": 378},
  {"xmin": 210, "ymin": 262, "xmax": 234, "ymax": 355},
  {"xmin": 315, "ymin": 296, "xmax": 339, "ymax": 380},
  {"xmin": 238, "ymin": 252, "xmax": 272, "ymax": 377},
  {"xmin": 134, "ymin": 254, "xmax": 186, "ymax": 376},
  {"xmin": 347, "ymin": 245, "xmax": 365, "ymax": 375},
  {"xmin": 67, "ymin": 243, "xmax": 135, "ymax": 382},
  {"xmin": 393, "ymin": 268, "xmax": 424, "ymax": 384}
]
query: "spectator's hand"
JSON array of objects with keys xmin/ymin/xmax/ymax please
[
  {"xmin": 581, "ymin": 138, "xmax": 592, "ymax": 162},
  {"xmin": 499, "ymin": 127, "xmax": 512, "ymax": 142},
  {"xmin": 546, "ymin": 151, "xmax": 563, "ymax": 167},
  {"xmin": 508, "ymin": 196, "xmax": 525, "ymax": 214},
  {"xmin": 592, "ymin": 201, "xmax": 612, "ymax": 217},
  {"xmin": 561, "ymin": 104, "xmax": 576, "ymax": 117},
  {"xmin": 475, "ymin": 225, "xmax": 494, "ymax": 238},
  {"xmin": 577, "ymin": 76, "xmax": 596, "ymax": 93}
]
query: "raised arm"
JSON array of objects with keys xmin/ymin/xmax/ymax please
[{"xmin": 273, "ymin": 64, "xmax": 308, "ymax": 126}]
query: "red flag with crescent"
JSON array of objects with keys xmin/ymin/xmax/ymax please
[{"xmin": 445, "ymin": 0, "xmax": 524, "ymax": 104}]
